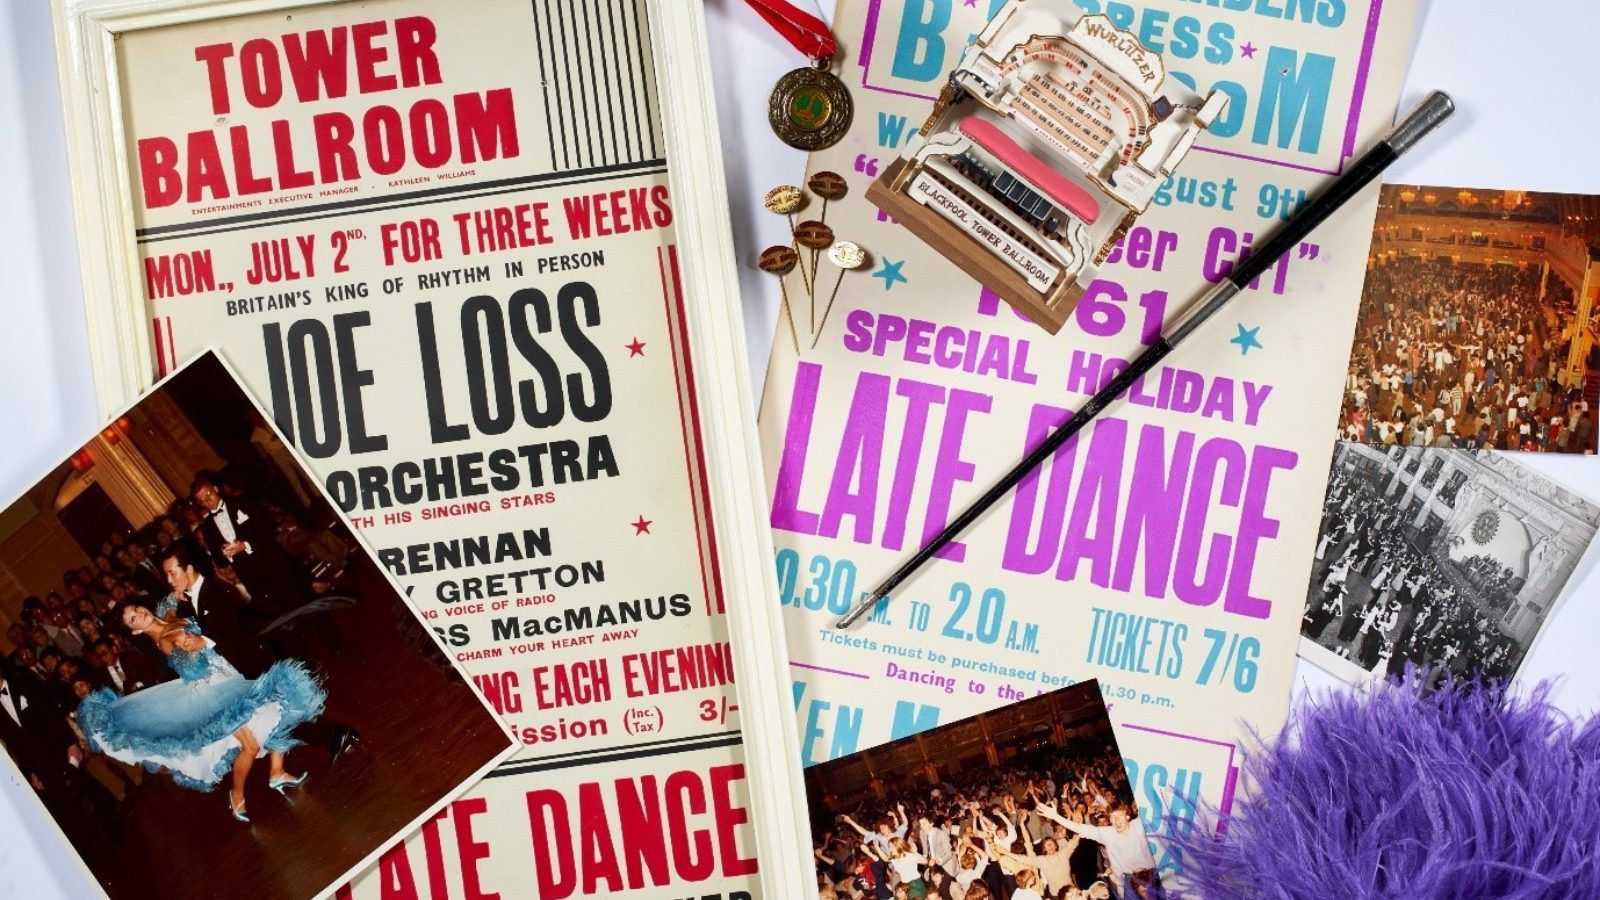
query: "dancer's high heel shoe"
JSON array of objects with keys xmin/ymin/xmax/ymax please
[
  {"xmin": 228, "ymin": 794, "xmax": 250, "ymax": 823},
  {"xmin": 268, "ymin": 772, "xmax": 307, "ymax": 795}
]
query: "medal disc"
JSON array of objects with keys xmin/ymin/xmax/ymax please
[{"xmin": 768, "ymin": 63, "xmax": 853, "ymax": 151}]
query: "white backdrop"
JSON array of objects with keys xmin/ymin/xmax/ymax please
[{"xmin": 0, "ymin": 0, "xmax": 1597, "ymax": 895}]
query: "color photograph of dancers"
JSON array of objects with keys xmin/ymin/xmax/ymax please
[
  {"xmin": 0, "ymin": 353, "xmax": 514, "ymax": 900},
  {"xmin": 806, "ymin": 681, "xmax": 1165, "ymax": 900},
  {"xmin": 1301, "ymin": 442, "xmax": 1600, "ymax": 685},
  {"xmin": 1338, "ymin": 186, "xmax": 1600, "ymax": 454}
]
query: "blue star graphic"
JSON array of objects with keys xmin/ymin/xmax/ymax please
[
  {"xmin": 1231, "ymin": 324, "xmax": 1263, "ymax": 356},
  {"xmin": 873, "ymin": 258, "xmax": 909, "ymax": 291}
]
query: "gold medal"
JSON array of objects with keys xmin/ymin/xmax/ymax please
[{"xmin": 768, "ymin": 59, "xmax": 853, "ymax": 151}]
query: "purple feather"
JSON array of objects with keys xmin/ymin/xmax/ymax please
[{"xmin": 1169, "ymin": 674, "xmax": 1600, "ymax": 899}]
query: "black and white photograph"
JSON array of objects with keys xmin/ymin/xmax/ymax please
[
  {"xmin": 806, "ymin": 681, "xmax": 1164, "ymax": 900},
  {"xmin": 1338, "ymin": 185, "xmax": 1600, "ymax": 454},
  {"xmin": 0, "ymin": 352, "xmax": 514, "ymax": 900},
  {"xmin": 1301, "ymin": 441, "xmax": 1600, "ymax": 684}
]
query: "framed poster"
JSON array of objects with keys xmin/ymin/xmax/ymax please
[{"xmin": 52, "ymin": 0, "xmax": 810, "ymax": 895}]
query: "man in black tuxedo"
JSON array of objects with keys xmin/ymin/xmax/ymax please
[
  {"xmin": 6, "ymin": 647, "xmax": 52, "ymax": 697},
  {"xmin": 86, "ymin": 638, "xmax": 169, "ymax": 695},
  {"xmin": 191, "ymin": 476, "xmax": 307, "ymax": 615},
  {"xmin": 123, "ymin": 542, "xmax": 167, "ymax": 597},
  {"xmin": 158, "ymin": 544, "xmax": 274, "ymax": 679},
  {"xmin": 0, "ymin": 665, "xmax": 120, "ymax": 847},
  {"xmin": 160, "ymin": 545, "xmax": 359, "ymax": 764}
]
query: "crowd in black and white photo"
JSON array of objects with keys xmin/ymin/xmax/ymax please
[
  {"xmin": 0, "ymin": 464, "xmax": 358, "ymax": 857},
  {"xmin": 1339, "ymin": 257, "xmax": 1595, "ymax": 453},
  {"xmin": 1303, "ymin": 460, "xmax": 1525, "ymax": 682},
  {"xmin": 810, "ymin": 739, "xmax": 1164, "ymax": 900}
]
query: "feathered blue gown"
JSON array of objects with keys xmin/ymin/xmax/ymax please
[{"xmin": 76, "ymin": 637, "xmax": 326, "ymax": 791}]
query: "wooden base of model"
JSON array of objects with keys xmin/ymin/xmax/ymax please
[{"xmin": 866, "ymin": 157, "xmax": 1086, "ymax": 335}]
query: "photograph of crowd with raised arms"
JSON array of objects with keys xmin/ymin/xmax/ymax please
[
  {"xmin": 1339, "ymin": 187, "xmax": 1600, "ymax": 453},
  {"xmin": 806, "ymin": 682, "xmax": 1166, "ymax": 900},
  {"xmin": 0, "ymin": 353, "xmax": 512, "ymax": 900},
  {"xmin": 1302, "ymin": 442, "xmax": 1599, "ymax": 684}
]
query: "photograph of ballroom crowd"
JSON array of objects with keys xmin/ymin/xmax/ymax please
[
  {"xmin": 806, "ymin": 682, "xmax": 1166, "ymax": 900},
  {"xmin": 1303, "ymin": 442, "xmax": 1599, "ymax": 684},
  {"xmin": 1338, "ymin": 186, "xmax": 1600, "ymax": 453},
  {"xmin": 0, "ymin": 353, "xmax": 512, "ymax": 900}
]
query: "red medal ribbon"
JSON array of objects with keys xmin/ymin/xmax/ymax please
[{"xmin": 743, "ymin": 0, "xmax": 838, "ymax": 60}]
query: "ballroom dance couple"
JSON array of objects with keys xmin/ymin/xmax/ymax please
[{"xmin": 74, "ymin": 538, "xmax": 349, "ymax": 822}]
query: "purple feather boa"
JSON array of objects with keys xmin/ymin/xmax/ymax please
[{"xmin": 1169, "ymin": 675, "xmax": 1600, "ymax": 899}]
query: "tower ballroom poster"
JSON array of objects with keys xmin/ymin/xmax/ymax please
[
  {"xmin": 757, "ymin": 0, "xmax": 1421, "ymax": 877},
  {"xmin": 87, "ymin": 0, "xmax": 765, "ymax": 895}
]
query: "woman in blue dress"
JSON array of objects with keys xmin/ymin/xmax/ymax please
[{"xmin": 75, "ymin": 602, "xmax": 326, "ymax": 822}]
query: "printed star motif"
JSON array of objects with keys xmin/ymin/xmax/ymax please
[
  {"xmin": 632, "ymin": 515, "xmax": 653, "ymax": 535},
  {"xmin": 1240, "ymin": 41, "xmax": 1258, "ymax": 59},
  {"xmin": 1231, "ymin": 324, "xmax": 1264, "ymax": 356},
  {"xmin": 963, "ymin": 0, "xmax": 978, "ymax": 6},
  {"xmin": 873, "ymin": 258, "xmax": 909, "ymax": 291},
  {"xmin": 626, "ymin": 337, "xmax": 647, "ymax": 357}
]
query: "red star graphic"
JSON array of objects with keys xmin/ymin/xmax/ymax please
[
  {"xmin": 631, "ymin": 515, "xmax": 653, "ymax": 535},
  {"xmin": 626, "ymin": 338, "xmax": 647, "ymax": 357}
]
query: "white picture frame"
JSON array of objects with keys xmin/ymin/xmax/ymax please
[{"xmin": 52, "ymin": 0, "xmax": 812, "ymax": 894}]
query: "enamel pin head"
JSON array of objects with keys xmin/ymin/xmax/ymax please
[
  {"xmin": 758, "ymin": 245, "xmax": 800, "ymax": 275},
  {"xmin": 764, "ymin": 185, "xmax": 804, "ymax": 216},
  {"xmin": 808, "ymin": 171, "xmax": 849, "ymax": 203},
  {"xmin": 794, "ymin": 220, "xmax": 834, "ymax": 251},
  {"xmin": 828, "ymin": 240, "xmax": 865, "ymax": 270}
]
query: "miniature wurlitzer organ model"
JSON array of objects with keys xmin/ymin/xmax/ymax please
[{"xmin": 866, "ymin": 2, "xmax": 1228, "ymax": 333}]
